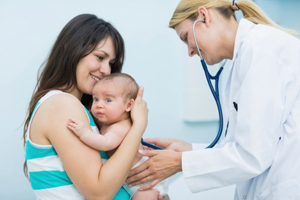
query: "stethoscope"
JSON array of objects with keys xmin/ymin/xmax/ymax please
[
  {"xmin": 192, "ymin": 18, "xmax": 225, "ymax": 148},
  {"xmin": 141, "ymin": 18, "xmax": 225, "ymax": 150}
]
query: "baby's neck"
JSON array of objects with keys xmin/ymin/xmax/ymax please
[{"xmin": 100, "ymin": 115, "xmax": 131, "ymax": 127}]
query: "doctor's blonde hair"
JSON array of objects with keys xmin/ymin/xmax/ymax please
[{"xmin": 169, "ymin": 0, "xmax": 297, "ymax": 35}]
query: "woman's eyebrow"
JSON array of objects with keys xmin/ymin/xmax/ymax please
[
  {"xmin": 95, "ymin": 49, "xmax": 116, "ymax": 60},
  {"xmin": 95, "ymin": 49, "xmax": 109, "ymax": 56}
]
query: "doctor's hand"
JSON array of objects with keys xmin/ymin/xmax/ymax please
[
  {"xmin": 126, "ymin": 149, "xmax": 182, "ymax": 191},
  {"xmin": 143, "ymin": 138, "xmax": 192, "ymax": 152}
]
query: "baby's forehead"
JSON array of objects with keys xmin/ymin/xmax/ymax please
[
  {"xmin": 97, "ymin": 78, "xmax": 123, "ymax": 87},
  {"xmin": 93, "ymin": 79, "xmax": 125, "ymax": 93}
]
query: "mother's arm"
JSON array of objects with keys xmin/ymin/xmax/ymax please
[{"xmin": 45, "ymin": 88, "xmax": 147, "ymax": 199}]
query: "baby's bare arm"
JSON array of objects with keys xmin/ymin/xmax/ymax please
[
  {"xmin": 67, "ymin": 119, "xmax": 130, "ymax": 151},
  {"xmin": 67, "ymin": 118, "xmax": 88, "ymax": 137}
]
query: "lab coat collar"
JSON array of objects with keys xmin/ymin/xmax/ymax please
[{"xmin": 230, "ymin": 19, "xmax": 255, "ymax": 69}]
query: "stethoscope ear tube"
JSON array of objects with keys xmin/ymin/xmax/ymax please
[{"xmin": 193, "ymin": 19, "xmax": 224, "ymax": 148}]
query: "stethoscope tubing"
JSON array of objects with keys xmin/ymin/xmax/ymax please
[
  {"xmin": 193, "ymin": 19, "xmax": 224, "ymax": 148},
  {"xmin": 201, "ymin": 59, "xmax": 224, "ymax": 148},
  {"xmin": 140, "ymin": 19, "xmax": 225, "ymax": 150},
  {"xmin": 141, "ymin": 138, "xmax": 163, "ymax": 150}
]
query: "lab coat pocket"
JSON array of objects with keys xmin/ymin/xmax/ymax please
[{"xmin": 257, "ymin": 179, "xmax": 300, "ymax": 200}]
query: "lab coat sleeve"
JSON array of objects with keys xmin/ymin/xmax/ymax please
[
  {"xmin": 182, "ymin": 46, "xmax": 296, "ymax": 193},
  {"xmin": 192, "ymin": 143, "xmax": 209, "ymax": 150}
]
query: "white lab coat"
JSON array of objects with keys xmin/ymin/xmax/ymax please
[{"xmin": 182, "ymin": 19, "xmax": 300, "ymax": 200}]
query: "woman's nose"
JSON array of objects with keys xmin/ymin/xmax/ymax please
[
  {"xmin": 100, "ymin": 61, "xmax": 111, "ymax": 75},
  {"xmin": 188, "ymin": 46, "xmax": 196, "ymax": 57}
]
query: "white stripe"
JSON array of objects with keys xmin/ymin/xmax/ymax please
[
  {"xmin": 92, "ymin": 126, "xmax": 100, "ymax": 133},
  {"xmin": 34, "ymin": 184, "xmax": 84, "ymax": 200},
  {"xmin": 27, "ymin": 136, "xmax": 53, "ymax": 148},
  {"xmin": 27, "ymin": 155, "xmax": 65, "ymax": 172}
]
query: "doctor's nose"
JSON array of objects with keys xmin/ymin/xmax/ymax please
[{"xmin": 188, "ymin": 46, "xmax": 197, "ymax": 57}]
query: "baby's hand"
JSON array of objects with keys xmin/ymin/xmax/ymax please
[{"xmin": 67, "ymin": 118, "xmax": 87, "ymax": 137}]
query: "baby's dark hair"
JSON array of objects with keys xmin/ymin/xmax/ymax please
[{"xmin": 99, "ymin": 73, "xmax": 139, "ymax": 101}]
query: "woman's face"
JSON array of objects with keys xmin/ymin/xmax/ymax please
[
  {"xmin": 175, "ymin": 11, "xmax": 223, "ymax": 65},
  {"xmin": 74, "ymin": 37, "xmax": 116, "ymax": 99}
]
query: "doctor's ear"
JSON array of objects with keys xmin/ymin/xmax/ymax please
[
  {"xmin": 126, "ymin": 99, "xmax": 135, "ymax": 112},
  {"xmin": 197, "ymin": 6, "xmax": 211, "ymax": 26}
]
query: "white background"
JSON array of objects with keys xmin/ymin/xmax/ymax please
[{"xmin": 0, "ymin": 0, "xmax": 299, "ymax": 199}]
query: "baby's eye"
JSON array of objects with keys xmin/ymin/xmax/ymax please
[
  {"xmin": 94, "ymin": 97, "xmax": 99, "ymax": 102},
  {"xmin": 106, "ymin": 99, "xmax": 112, "ymax": 103}
]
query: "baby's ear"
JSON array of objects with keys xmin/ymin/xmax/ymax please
[{"xmin": 125, "ymin": 99, "xmax": 135, "ymax": 112}]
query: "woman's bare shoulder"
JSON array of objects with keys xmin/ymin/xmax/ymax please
[
  {"xmin": 39, "ymin": 93, "xmax": 85, "ymax": 116},
  {"xmin": 37, "ymin": 93, "xmax": 89, "ymax": 133}
]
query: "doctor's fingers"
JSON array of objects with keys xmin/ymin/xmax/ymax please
[
  {"xmin": 127, "ymin": 159, "xmax": 149, "ymax": 178},
  {"xmin": 126, "ymin": 165, "xmax": 151, "ymax": 185},
  {"xmin": 138, "ymin": 179, "xmax": 161, "ymax": 191},
  {"xmin": 127, "ymin": 150, "xmax": 158, "ymax": 178},
  {"xmin": 143, "ymin": 138, "xmax": 172, "ymax": 149}
]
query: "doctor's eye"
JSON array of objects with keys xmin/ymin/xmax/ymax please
[{"xmin": 183, "ymin": 34, "xmax": 188, "ymax": 42}]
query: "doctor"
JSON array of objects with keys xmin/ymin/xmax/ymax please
[{"xmin": 126, "ymin": 0, "xmax": 300, "ymax": 199}]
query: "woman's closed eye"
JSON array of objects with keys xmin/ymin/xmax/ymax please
[
  {"xmin": 96, "ymin": 55, "xmax": 104, "ymax": 61},
  {"xmin": 180, "ymin": 33, "xmax": 188, "ymax": 43},
  {"xmin": 183, "ymin": 34, "xmax": 187, "ymax": 42}
]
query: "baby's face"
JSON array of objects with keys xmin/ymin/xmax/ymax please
[{"xmin": 91, "ymin": 81, "xmax": 129, "ymax": 125}]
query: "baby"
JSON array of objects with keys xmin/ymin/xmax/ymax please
[{"xmin": 67, "ymin": 73, "xmax": 167, "ymax": 200}]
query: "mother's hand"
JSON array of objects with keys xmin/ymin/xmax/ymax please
[
  {"xmin": 126, "ymin": 149, "xmax": 182, "ymax": 191},
  {"xmin": 131, "ymin": 87, "xmax": 148, "ymax": 130}
]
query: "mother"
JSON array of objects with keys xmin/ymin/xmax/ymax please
[{"xmin": 23, "ymin": 14, "xmax": 148, "ymax": 199}]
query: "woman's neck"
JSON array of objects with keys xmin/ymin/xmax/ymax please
[
  {"xmin": 220, "ymin": 17, "xmax": 239, "ymax": 60},
  {"xmin": 65, "ymin": 86, "xmax": 83, "ymax": 100}
]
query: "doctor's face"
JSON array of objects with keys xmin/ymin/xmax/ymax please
[{"xmin": 175, "ymin": 17, "xmax": 222, "ymax": 65}]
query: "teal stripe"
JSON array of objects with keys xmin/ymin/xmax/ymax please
[
  {"xmin": 100, "ymin": 151, "xmax": 108, "ymax": 159},
  {"xmin": 83, "ymin": 106, "xmax": 96, "ymax": 126},
  {"xmin": 29, "ymin": 171, "xmax": 72, "ymax": 190},
  {"xmin": 26, "ymin": 140, "xmax": 57, "ymax": 160},
  {"xmin": 113, "ymin": 187, "xmax": 130, "ymax": 200},
  {"xmin": 30, "ymin": 102, "xmax": 40, "ymax": 121}
]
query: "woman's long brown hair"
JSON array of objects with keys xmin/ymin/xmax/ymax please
[{"xmin": 23, "ymin": 14, "xmax": 125, "ymax": 177}]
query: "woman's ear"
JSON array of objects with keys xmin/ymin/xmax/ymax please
[
  {"xmin": 197, "ymin": 6, "xmax": 211, "ymax": 27},
  {"xmin": 125, "ymin": 99, "xmax": 135, "ymax": 112}
]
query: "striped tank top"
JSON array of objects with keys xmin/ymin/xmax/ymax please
[{"xmin": 25, "ymin": 90, "xmax": 130, "ymax": 200}]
